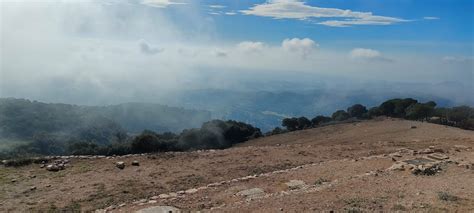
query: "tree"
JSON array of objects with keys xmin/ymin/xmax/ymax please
[
  {"xmin": 282, "ymin": 117, "xmax": 299, "ymax": 131},
  {"xmin": 447, "ymin": 106, "xmax": 472, "ymax": 123},
  {"xmin": 367, "ymin": 107, "xmax": 383, "ymax": 118},
  {"xmin": 332, "ymin": 110, "xmax": 350, "ymax": 121},
  {"xmin": 311, "ymin": 115, "xmax": 332, "ymax": 126},
  {"xmin": 297, "ymin": 117, "xmax": 312, "ymax": 129},
  {"xmin": 379, "ymin": 98, "xmax": 418, "ymax": 117},
  {"xmin": 347, "ymin": 104, "xmax": 368, "ymax": 118},
  {"xmin": 405, "ymin": 102, "xmax": 435, "ymax": 121}
]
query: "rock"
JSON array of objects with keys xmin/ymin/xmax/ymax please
[
  {"xmin": 132, "ymin": 161, "xmax": 140, "ymax": 166},
  {"xmin": 30, "ymin": 186, "xmax": 37, "ymax": 191},
  {"xmin": 11, "ymin": 179, "xmax": 17, "ymax": 183},
  {"xmin": 158, "ymin": 194, "xmax": 171, "ymax": 199},
  {"xmin": 285, "ymin": 180, "xmax": 306, "ymax": 190},
  {"xmin": 236, "ymin": 188, "xmax": 265, "ymax": 198},
  {"xmin": 454, "ymin": 145, "xmax": 470, "ymax": 151},
  {"xmin": 427, "ymin": 153, "xmax": 449, "ymax": 161},
  {"xmin": 40, "ymin": 164, "xmax": 45, "ymax": 168},
  {"xmin": 46, "ymin": 164, "xmax": 60, "ymax": 172},
  {"xmin": 135, "ymin": 206, "xmax": 181, "ymax": 213},
  {"xmin": 387, "ymin": 162, "xmax": 406, "ymax": 171},
  {"xmin": 458, "ymin": 162, "xmax": 472, "ymax": 169},
  {"xmin": 411, "ymin": 126, "xmax": 417, "ymax": 129},
  {"xmin": 185, "ymin": 188, "xmax": 198, "ymax": 194},
  {"xmin": 418, "ymin": 148, "xmax": 434, "ymax": 154},
  {"xmin": 116, "ymin": 161, "xmax": 125, "ymax": 169}
]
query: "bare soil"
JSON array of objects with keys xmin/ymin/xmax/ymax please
[{"xmin": 1, "ymin": 118, "xmax": 473, "ymax": 212}]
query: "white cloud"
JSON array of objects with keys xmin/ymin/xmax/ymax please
[
  {"xmin": 424, "ymin": 16, "xmax": 440, "ymax": 20},
  {"xmin": 237, "ymin": 41, "xmax": 266, "ymax": 53},
  {"xmin": 281, "ymin": 38, "xmax": 317, "ymax": 57},
  {"xmin": 350, "ymin": 48, "xmax": 392, "ymax": 62},
  {"xmin": 141, "ymin": 0, "xmax": 186, "ymax": 8},
  {"xmin": 241, "ymin": 0, "xmax": 408, "ymax": 27},
  {"xmin": 208, "ymin": 5, "xmax": 226, "ymax": 9},
  {"xmin": 225, "ymin": 12, "xmax": 237, "ymax": 15}
]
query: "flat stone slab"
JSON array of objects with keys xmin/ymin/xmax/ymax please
[
  {"xmin": 236, "ymin": 188, "xmax": 264, "ymax": 198},
  {"xmin": 403, "ymin": 158, "xmax": 434, "ymax": 166},
  {"xmin": 135, "ymin": 206, "xmax": 180, "ymax": 213},
  {"xmin": 427, "ymin": 153, "xmax": 449, "ymax": 161}
]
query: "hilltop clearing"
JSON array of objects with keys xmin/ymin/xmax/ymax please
[{"xmin": 1, "ymin": 119, "xmax": 473, "ymax": 212}]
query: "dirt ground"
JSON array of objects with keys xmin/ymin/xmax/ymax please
[{"xmin": 1, "ymin": 118, "xmax": 473, "ymax": 212}]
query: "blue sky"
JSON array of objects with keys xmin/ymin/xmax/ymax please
[
  {"xmin": 171, "ymin": 0, "xmax": 473, "ymax": 55},
  {"xmin": 1, "ymin": 0, "xmax": 473, "ymax": 104}
]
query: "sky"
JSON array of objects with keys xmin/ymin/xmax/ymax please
[{"xmin": 0, "ymin": 0, "xmax": 473, "ymax": 105}]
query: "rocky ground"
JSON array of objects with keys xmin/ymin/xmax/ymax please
[{"xmin": 1, "ymin": 118, "xmax": 473, "ymax": 212}]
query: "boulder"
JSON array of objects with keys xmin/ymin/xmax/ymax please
[
  {"xmin": 132, "ymin": 161, "xmax": 140, "ymax": 166},
  {"xmin": 116, "ymin": 161, "xmax": 125, "ymax": 169}
]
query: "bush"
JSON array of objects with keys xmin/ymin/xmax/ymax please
[
  {"xmin": 311, "ymin": 115, "xmax": 332, "ymax": 126},
  {"xmin": 332, "ymin": 110, "xmax": 350, "ymax": 121},
  {"xmin": 347, "ymin": 104, "xmax": 368, "ymax": 118}
]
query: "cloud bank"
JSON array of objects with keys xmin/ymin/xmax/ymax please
[{"xmin": 1, "ymin": 1, "xmax": 472, "ymax": 106}]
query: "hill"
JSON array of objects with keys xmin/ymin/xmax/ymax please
[
  {"xmin": 1, "ymin": 119, "xmax": 473, "ymax": 212},
  {"xmin": 0, "ymin": 98, "xmax": 211, "ymax": 145}
]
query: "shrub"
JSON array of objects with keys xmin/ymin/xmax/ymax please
[
  {"xmin": 332, "ymin": 110, "xmax": 350, "ymax": 121},
  {"xmin": 347, "ymin": 104, "xmax": 368, "ymax": 118},
  {"xmin": 311, "ymin": 115, "xmax": 332, "ymax": 126}
]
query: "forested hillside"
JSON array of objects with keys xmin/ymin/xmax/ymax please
[{"xmin": 0, "ymin": 98, "xmax": 211, "ymax": 141}]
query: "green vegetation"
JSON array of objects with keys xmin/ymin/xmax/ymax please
[
  {"xmin": 0, "ymin": 97, "xmax": 472, "ymax": 159},
  {"xmin": 273, "ymin": 98, "xmax": 473, "ymax": 135}
]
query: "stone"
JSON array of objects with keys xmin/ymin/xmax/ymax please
[
  {"xmin": 158, "ymin": 194, "xmax": 171, "ymax": 199},
  {"xmin": 116, "ymin": 161, "xmax": 125, "ymax": 169},
  {"xmin": 46, "ymin": 164, "xmax": 60, "ymax": 172},
  {"xmin": 135, "ymin": 206, "xmax": 181, "ymax": 213},
  {"xmin": 427, "ymin": 153, "xmax": 449, "ymax": 161},
  {"xmin": 411, "ymin": 126, "xmax": 417, "ymax": 129},
  {"xmin": 454, "ymin": 145, "xmax": 470, "ymax": 151},
  {"xmin": 132, "ymin": 161, "xmax": 140, "ymax": 166},
  {"xmin": 185, "ymin": 188, "xmax": 198, "ymax": 194},
  {"xmin": 458, "ymin": 162, "xmax": 472, "ymax": 169},
  {"xmin": 30, "ymin": 186, "xmax": 37, "ymax": 191},
  {"xmin": 236, "ymin": 188, "xmax": 265, "ymax": 198},
  {"xmin": 418, "ymin": 148, "xmax": 434, "ymax": 154},
  {"xmin": 387, "ymin": 162, "xmax": 407, "ymax": 171},
  {"xmin": 285, "ymin": 180, "xmax": 306, "ymax": 190}
]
